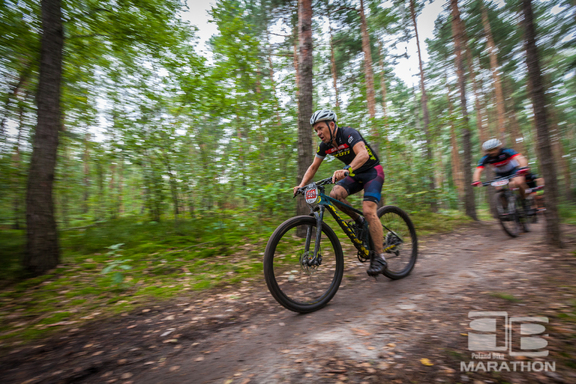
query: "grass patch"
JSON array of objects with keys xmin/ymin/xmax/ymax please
[
  {"xmin": 0, "ymin": 207, "xmax": 479, "ymax": 346},
  {"xmin": 408, "ymin": 209, "xmax": 475, "ymax": 236},
  {"xmin": 489, "ymin": 292, "xmax": 521, "ymax": 302},
  {"xmin": 559, "ymin": 203, "xmax": 576, "ymax": 225}
]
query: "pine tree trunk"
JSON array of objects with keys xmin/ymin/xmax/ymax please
[
  {"xmin": 296, "ymin": 0, "xmax": 314, "ymax": 219},
  {"xmin": 293, "ymin": 27, "xmax": 300, "ymax": 109},
  {"xmin": 410, "ymin": 0, "xmax": 436, "ymax": 212},
  {"xmin": 549, "ymin": 108, "xmax": 572, "ymax": 202},
  {"xmin": 266, "ymin": 28, "xmax": 282, "ymax": 126},
  {"xmin": 359, "ymin": 0, "xmax": 376, "ymax": 120},
  {"xmin": 447, "ymin": 82, "xmax": 465, "ymax": 203},
  {"xmin": 378, "ymin": 41, "xmax": 388, "ymax": 120},
  {"xmin": 328, "ymin": 12, "xmax": 340, "ymax": 109},
  {"xmin": 503, "ymin": 78, "xmax": 527, "ymax": 155},
  {"xmin": 450, "ymin": 0, "xmax": 477, "ymax": 220},
  {"xmin": 358, "ymin": 0, "xmax": 380, "ymax": 160},
  {"xmin": 24, "ymin": 0, "xmax": 63, "ymax": 275},
  {"xmin": 481, "ymin": 3, "xmax": 507, "ymax": 142},
  {"xmin": 466, "ymin": 50, "xmax": 489, "ymax": 143},
  {"xmin": 522, "ymin": 0, "xmax": 562, "ymax": 245}
]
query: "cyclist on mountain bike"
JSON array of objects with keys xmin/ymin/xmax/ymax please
[
  {"xmin": 293, "ymin": 109, "xmax": 387, "ymax": 276},
  {"xmin": 471, "ymin": 139, "xmax": 531, "ymax": 201}
]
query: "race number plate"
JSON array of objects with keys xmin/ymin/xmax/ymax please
[
  {"xmin": 491, "ymin": 179, "xmax": 509, "ymax": 187},
  {"xmin": 305, "ymin": 186, "xmax": 319, "ymax": 204}
]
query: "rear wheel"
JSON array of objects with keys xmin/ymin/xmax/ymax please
[
  {"xmin": 263, "ymin": 216, "xmax": 344, "ymax": 313},
  {"xmin": 377, "ymin": 206, "xmax": 418, "ymax": 280}
]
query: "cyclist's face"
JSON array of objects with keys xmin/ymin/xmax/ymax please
[
  {"xmin": 313, "ymin": 121, "xmax": 334, "ymax": 143},
  {"xmin": 487, "ymin": 148, "xmax": 501, "ymax": 157}
]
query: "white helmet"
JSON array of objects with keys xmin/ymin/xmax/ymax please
[
  {"xmin": 310, "ymin": 109, "xmax": 337, "ymax": 126},
  {"xmin": 482, "ymin": 138, "xmax": 502, "ymax": 151}
]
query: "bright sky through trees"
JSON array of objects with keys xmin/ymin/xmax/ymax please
[{"xmin": 182, "ymin": 0, "xmax": 444, "ymax": 87}]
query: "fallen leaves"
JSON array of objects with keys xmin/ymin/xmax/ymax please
[
  {"xmin": 420, "ymin": 358, "xmax": 433, "ymax": 366},
  {"xmin": 351, "ymin": 328, "xmax": 371, "ymax": 337}
]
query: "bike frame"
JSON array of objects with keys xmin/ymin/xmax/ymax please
[
  {"xmin": 312, "ymin": 192, "xmax": 370, "ymax": 259},
  {"xmin": 302, "ymin": 183, "xmax": 401, "ymax": 266}
]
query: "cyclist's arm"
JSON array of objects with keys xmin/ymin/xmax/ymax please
[
  {"xmin": 515, "ymin": 154, "xmax": 528, "ymax": 168},
  {"xmin": 473, "ymin": 166, "xmax": 483, "ymax": 182},
  {"xmin": 348, "ymin": 142, "xmax": 369, "ymax": 171},
  {"xmin": 298, "ymin": 156, "xmax": 323, "ymax": 188}
]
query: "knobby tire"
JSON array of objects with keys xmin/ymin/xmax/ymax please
[{"xmin": 263, "ymin": 215, "xmax": 344, "ymax": 313}]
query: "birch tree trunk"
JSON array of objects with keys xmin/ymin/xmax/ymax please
[{"xmin": 522, "ymin": 0, "xmax": 562, "ymax": 245}]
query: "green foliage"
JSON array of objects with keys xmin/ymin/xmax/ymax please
[{"xmin": 100, "ymin": 243, "xmax": 132, "ymax": 286}]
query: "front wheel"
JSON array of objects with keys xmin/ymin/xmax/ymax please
[
  {"xmin": 495, "ymin": 191, "xmax": 521, "ymax": 238},
  {"xmin": 263, "ymin": 216, "xmax": 344, "ymax": 313},
  {"xmin": 377, "ymin": 206, "xmax": 418, "ymax": 280}
]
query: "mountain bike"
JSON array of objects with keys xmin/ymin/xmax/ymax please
[
  {"xmin": 482, "ymin": 173, "xmax": 538, "ymax": 237},
  {"xmin": 263, "ymin": 175, "xmax": 418, "ymax": 313}
]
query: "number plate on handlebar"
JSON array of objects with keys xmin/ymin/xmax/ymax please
[
  {"xmin": 305, "ymin": 186, "xmax": 319, "ymax": 204},
  {"xmin": 491, "ymin": 179, "xmax": 509, "ymax": 187}
]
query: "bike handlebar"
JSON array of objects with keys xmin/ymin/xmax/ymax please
[
  {"xmin": 481, "ymin": 172, "xmax": 521, "ymax": 187},
  {"xmin": 294, "ymin": 171, "xmax": 349, "ymax": 197}
]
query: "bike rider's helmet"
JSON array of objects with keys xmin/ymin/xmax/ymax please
[
  {"xmin": 310, "ymin": 109, "xmax": 337, "ymax": 126},
  {"xmin": 482, "ymin": 138, "xmax": 502, "ymax": 152}
]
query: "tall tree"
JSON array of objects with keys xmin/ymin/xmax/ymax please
[
  {"xmin": 481, "ymin": 2, "xmax": 507, "ymax": 142},
  {"xmin": 522, "ymin": 0, "xmax": 561, "ymax": 245},
  {"xmin": 450, "ymin": 0, "xmax": 477, "ymax": 220},
  {"xmin": 328, "ymin": 10, "xmax": 340, "ymax": 109},
  {"xmin": 359, "ymin": 0, "xmax": 377, "ymax": 121},
  {"xmin": 410, "ymin": 0, "xmax": 436, "ymax": 212},
  {"xmin": 24, "ymin": 0, "xmax": 63, "ymax": 274},
  {"xmin": 296, "ymin": 0, "xmax": 314, "ymax": 217}
]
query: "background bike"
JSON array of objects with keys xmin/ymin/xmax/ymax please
[
  {"xmin": 263, "ymin": 175, "xmax": 418, "ymax": 313},
  {"xmin": 482, "ymin": 173, "xmax": 538, "ymax": 237}
]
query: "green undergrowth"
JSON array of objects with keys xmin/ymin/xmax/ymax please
[
  {"xmin": 406, "ymin": 209, "xmax": 477, "ymax": 236},
  {"xmin": 559, "ymin": 203, "xmax": 576, "ymax": 225},
  {"xmin": 0, "ymin": 208, "xmax": 477, "ymax": 346}
]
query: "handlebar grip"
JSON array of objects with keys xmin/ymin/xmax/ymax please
[{"xmin": 344, "ymin": 171, "xmax": 349, "ymax": 177}]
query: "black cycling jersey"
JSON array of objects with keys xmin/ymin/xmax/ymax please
[{"xmin": 315, "ymin": 126, "xmax": 379, "ymax": 174}]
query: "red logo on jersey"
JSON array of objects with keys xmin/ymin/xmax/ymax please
[{"xmin": 325, "ymin": 143, "xmax": 349, "ymax": 155}]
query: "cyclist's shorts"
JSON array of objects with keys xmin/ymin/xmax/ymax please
[{"xmin": 336, "ymin": 165, "xmax": 384, "ymax": 203}]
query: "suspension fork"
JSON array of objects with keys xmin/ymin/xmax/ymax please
[{"xmin": 304, "ymin": 205, "xmax": 325, "ymax": 264}]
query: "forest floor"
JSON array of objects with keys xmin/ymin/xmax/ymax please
[{"xmin": 1, "ymin": 218, "xmax": 576, "ymax": 384}]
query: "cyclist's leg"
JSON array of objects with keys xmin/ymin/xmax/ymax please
[
  {"xmin": 330, "ymin": 179, "xmax": 362, "ymax": 222},
  {"xmin": 511, "ymin": 174, "xmax": 528, "ymax": 200},
  {"xmin": 363, "ymin": 200, "xmax": 382, "ymax": 254},
  {"xmin": 360, "ymin": 165, "xmax": 385, "ymax": 255}
]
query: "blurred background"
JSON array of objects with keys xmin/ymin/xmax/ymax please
[{"xmin": 0, "ymin": 0, "xmax": 575, "ymax": 338}]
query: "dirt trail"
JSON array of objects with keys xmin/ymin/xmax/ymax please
[{"xmin": 2, "ymin": 220, "xmax": 576, "ymax": 384}]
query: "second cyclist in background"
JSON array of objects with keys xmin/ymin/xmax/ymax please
[{"xmin": 471, "ymin": 138, "xmax": 532, "ymax": 205}]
